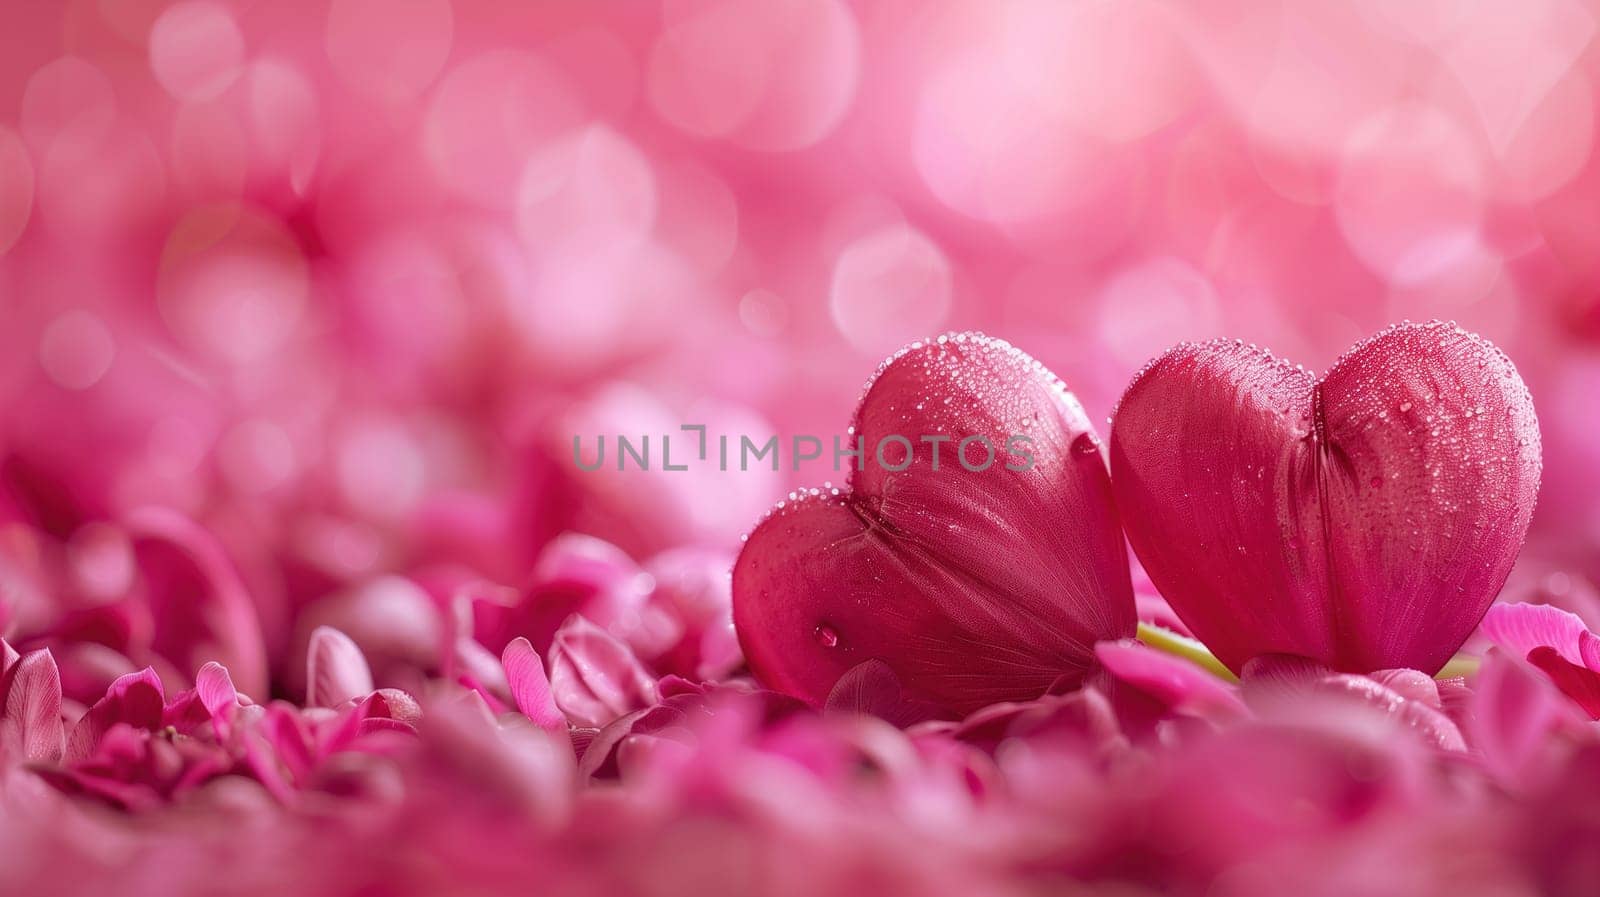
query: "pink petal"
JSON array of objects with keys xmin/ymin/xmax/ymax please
[
  {"xmin": 643, "ymin": 547, "xmax": 741, "ymax": 679},
  {"xmin": 824, "ymin": 659, "xmax": 945, "ymax": 727},
  {"xmin": 67, "ymin": 667, "xmax": 165, "ymax": 760},
  {"xmin": 124, "ymin": 508, "xmax": 269, "ymax": 698},
  {"xmin": 1241, "ymin": 656, "xmax": 1466, "ymax": 751},
  {"xmin": 1135, "ymin": 592, "xmax": 1193, "ymax": 639},
  {"xmin": 1095, "ymin": 639, "xmax": 1247, "ymax": 720},
  {"xmin": 948, "ymin": 687, "xmax": 1123, "ymax": 753},
  {"xmin": 1481, "ymin": 602, "xmax": 1592, "ymax": 666},
  {"xmin": 546, "ymin": 616, "xmax": 657, "ymax": 729},
  {"xmin": 474, "ymin": 533, "xmax": 652, "ymax": 656},
  {"xmin": 1368, "ymin": 669, "xmax": 1442, "ymax": 709},
  {"xmin": 1469, "ymin": 649, "xmax": 1581, "ymax": 782},
  {"xmin": 195, "ymin": 661, "xmax": 239, "ymax": 739},
  {"xmin": 1582, "ymin": 631, "xmax": 1600, "ymax": 671},
  {"xmin": 1, "ymin": 649, "xmax": 65, "ymax": 762},
  {"xmin": 1527, "ymin": 647, "xmax": 1600, "ymax": 719},
  {"xmin": 1112, "ymin": 322, "xmax": 1541, "ymax": 675},
  {"xmin": 305, "ymin": 626, "xmax": 375, "ymax": 708},
  {"xmin": 734, "ymin": 334, "xmax": 1135, "ymax": 716},
  {"xmin": 366, "ymin": 688, "xmax": 423, "ymax": 726},
  {"xmin": 501, "ymin": 636, "xmax": 566, "ymax": 736}
]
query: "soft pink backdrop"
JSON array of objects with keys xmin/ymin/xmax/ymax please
[{"xmin": 2, "ymin": 0, "xmax": 1598, "ymax": 611}]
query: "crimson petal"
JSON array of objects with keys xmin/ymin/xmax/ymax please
[
  {"xmin": 734, "ymin": 334, "xmax": 1135, "ymax": 715},
  {"xmin": 1111, "ymin": 322, "xmax": 1540, "ymax": 674}
]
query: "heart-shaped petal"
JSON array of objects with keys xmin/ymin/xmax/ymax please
[
  {"xmin": 1111, "ymin": 321, "xmax": 1541, "ymax": 675},
  {"xmin": 734, "ymin": 333, "xmax": 1135, "ymax": 716}
]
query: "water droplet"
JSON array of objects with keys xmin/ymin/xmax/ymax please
[{"xmin": 814, "ymin": 625, "xmax": 839, "ymax": 648}]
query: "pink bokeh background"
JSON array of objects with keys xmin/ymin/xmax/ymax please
[{"xmin": 2, "ymin": 0, "xmax": 1599, "ymax": 639}]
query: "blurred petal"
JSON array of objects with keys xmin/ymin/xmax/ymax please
[
  {"xmin": 1241, "ymin": 655, "xmax": 1466, "ymax": 751},
  {"xmin": 1095, "ymin": 639, "xmax": 1247, "ymax": 721},
  {"xmin": 546, "ymin": 616, "xmax": 657, "ymax": 729},
  {"xmin": 1527, "ymin": 647, "xmax": 1600, "ymax": 718},
  {"xmin": 306, "ymin": 626, "xmax": 375, "ymax": 708},
  {"xmin": 501, "ymin": 636, "xmax": 566, "ymax": 736},
  {"xmin": 194, "ymin": 660, "xmax": 239, "ymax": 739},
  {"xmin": 824, "ymin": 659, "xmax": 945, "ymax": 727},
  {"xmin": 67, "ymin": 667, "xmax": 164, "ymax": 760}
]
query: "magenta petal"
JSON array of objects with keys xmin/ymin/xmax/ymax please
[
  {"xmin": 1582, "ymin": 631, "xmax": 1600, "ymax": 671},
  {"xmin": 1095, "ymin": 640, "xmax": 1246, "ymax": 720},
  {"xmin": 1481, "ymin": 602, "xmax": 1592, "ymax": 666},
  {"xmin": 67, "ymin": 667, "xmax": 165, "ymax": 760},
  {"xmin": 305, "ymin": 626, "xmax": 375, "ymax": 708},
  {"xmin": 1241, "ymin": 656, "xmax": 1466, "ymax": 751},
  {"xmin": 1112, "ymin": 322, "xmax": 1541, "ymax": 675},
  {"xmin": 1, "ymin": 649, "xmax": 65, "ymax": 762},
  {"xmin": 1469, "ymin": 649, "xmax": 1581, "ymax": 782},
  {"xmin": 194, "ymin": 661, "xmax": 239, "ymax": 739},
  {"xmin": 475, "ymin": 533, "xmax": 652, "ymax": 656},
  {"xmin": 1368, "ymin": 669, "xmax": 1443, "ymax": 709},
  {"xmin": 546, "ymin": 616, "xmax": 658, "ymax": 729},
  {"xmin": 734, "ymin": 334, "xmax": 1135, "ymax": 716},
  {"xmin": 824, "ymin": 659, "xmax": 945, "ymax": 727},
  {"xmin": 1527, "ymin": 647, "xmax": 1600, "ymax": 719},
  {"xmin": 501, "ymin": 637, "xmax": 567, "ymax": 736},
  {"xmin": 124, "ymin": 508, "xmax": 269, "ymax": 698}
]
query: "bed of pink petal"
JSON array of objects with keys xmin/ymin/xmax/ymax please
[{"xmin": 4, "ymin": 2, "xmax": 1600, "ymax": 895}]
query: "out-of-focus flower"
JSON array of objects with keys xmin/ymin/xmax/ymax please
[
  {"xmin": 472, "ymin": 532, "xmax": 657, "ymax": 657},
  {"xmin": 0, "ymin": 509, "xmax": 267, "ymax": 702},
  {"xmin": 640, "ymin": 548, "xmax": 742, "ymax": 681},
  {"xmin": 546, "ymin": 615, "xmax": 658, "ymax": 730},
  {"xmin": 735, "ymin": 334, "xmax": 1136, "ymax": 716},
  {"xmin": 1238, "ymin": 656, "xmax": 1466, "ymax": 751},
  {"xmin": 1112, "ymin": 322, "xmax": 1541, "ymax": 675}
]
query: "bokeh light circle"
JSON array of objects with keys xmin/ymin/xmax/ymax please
[
  {"xmin": 326, "ymin": 0, "xmax": 454, "ymax": 102},
  {"xmin": 157, "ymin": 207, "xmax": 310, "ymax": 365},
  {"xmin": 149, "ymin": 2, "xmax": 246, "ymax": 102},
  {"xmin": 1335, "ymin": 106, "xmax": 1486, "ymax": 285},
  {"xmin": 648, "ymin": 0, "xmax": 860, "ymax": 151},
  {"xmin": 38, "ymin": 310, "xmax": 116, "ymax": 390},
  {"xmin": 424, "ymin": 51, "xmax": 584, "ymax": 208},
  {"xmin": 830, "ymin": 224, "xmax": 952, "ymax": 355}
]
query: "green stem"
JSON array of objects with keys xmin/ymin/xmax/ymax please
[
  {"xmin": 1134, "ymin": 621, "xmax": 1482, "ymax": 683},
  {"xmin": 1135, "ymin": 622, "xmax": 1239, "ymax": 683}
]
